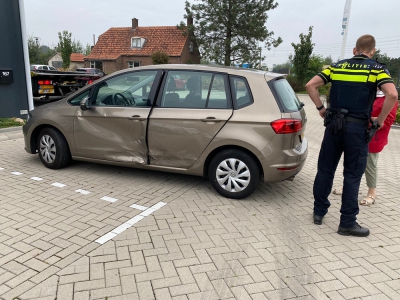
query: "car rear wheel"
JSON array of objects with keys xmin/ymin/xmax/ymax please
[
  {"xmin": 208, "ymin": 149, "xmax": 260, "ymax": 199},
  {"xmin": 37, "ymin": 128, "xmax": 71, "ymax": 169}
]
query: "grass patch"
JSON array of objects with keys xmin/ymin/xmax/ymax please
[{"xmin": 0, "ymin": 118, "xmax": 24, "ymax": 129}]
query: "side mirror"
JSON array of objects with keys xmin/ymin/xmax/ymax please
[{"xmin": 80, "ymin": 96, "xmax": 90, "ymax": 111}]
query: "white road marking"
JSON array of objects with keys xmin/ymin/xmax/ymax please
[
  {"xmin": 95, "ymin": 232, "xmax": 117, "ymax": 245},
  {"xmin": 51, "ymin": 182, "xmax": 66, "ymax": 188},
  {"xmin": 130, "ymin": 204, "xmax": 148, "ymax": 211},
  {"xmin": 101, "ymin": 196, "xmax": 118, "ymax": 203},
  {"xmin": 95, "ymin": 201, "xmax": 167, "ymax": 244},
  {"xmin": 1, "ymin": 168, "xmax": 169, "ymax": 245},
  {"xmin": 75, "ymin": 189, "xmax": 91, "ymax": 195},
  {"xmin": 31, "ymin": 177, "xmax": 43, "ymax": 181},
  {"xmin": 126, "ymin": 215, "xmax": 145, "ymax": 225}
]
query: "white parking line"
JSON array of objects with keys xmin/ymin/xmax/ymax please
[
  {"xmin": 129, "ymin": 204, "xmax": 148, "ymax": 211},
  {"xmin": 11, "ymin": 172, "xmax": 23, "ymax": 175},
  {"xmin": 95, "ymin": 201, "xmax": 167, "ymax": 244},
  {"xmin": 51, "ymin": 182, "xmax": 66, "ymax": 188},
  {"xmin": 101, "ymin": 196, "xmax": 118, "ymax": 203},
  {"xmin": 31, "ymin": 177, "xmax": 43, "ymax": 181},
  {"xmin": 75, "ymin": 189, "xmax": 91, "ymax": 195}
]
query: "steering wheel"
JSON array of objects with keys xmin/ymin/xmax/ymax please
[{"xmin": 112, "ymin": 93, "xmax": 132, "ymax": 106}]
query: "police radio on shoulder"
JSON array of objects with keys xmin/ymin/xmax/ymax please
[{"xmin": 316, "ymin": 104, "xmax": 325, "ymax": 110}]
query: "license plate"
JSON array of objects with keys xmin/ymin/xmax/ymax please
[
  {"xmin": 39, "ymin": 89, "xmax": 54, "ymax": 94},
  {"xmin": 39, "ymin": 85, "xmax": 53, "ymax": 89}
]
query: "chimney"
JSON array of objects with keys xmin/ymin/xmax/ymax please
[
  {"xmin": 132, "ymin": 18, "xmax": 138, "ymax": 30},
  {"xmin": 187, "ymin": 16, "xmax": 193, "ymax": 27}
]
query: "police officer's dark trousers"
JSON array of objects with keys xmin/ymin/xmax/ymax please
[{"xmin": 313, "ymin": 122, "xmax": 368, "ymax": 228}]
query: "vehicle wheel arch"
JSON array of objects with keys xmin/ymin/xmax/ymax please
[
  {"xmin": 30, "ymin": 124, "xmax": 71, "ymax": 154},
  {"xmin": 203, "ymin": 145, "xmax": 264, "ymax": 179}
]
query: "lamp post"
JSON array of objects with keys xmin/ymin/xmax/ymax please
[{"xmin": 34, "ymin": 36, "xmax": 40, "ymax": 64}]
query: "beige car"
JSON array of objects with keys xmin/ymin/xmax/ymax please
[{"xmin": 23, "ymin": 64, "xmax": 308, "ymax": 199}]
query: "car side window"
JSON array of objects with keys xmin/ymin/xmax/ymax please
[
  {"xmin": 91, "ymin": 71, "xmax": 158, "ymax": 107},
  {"xmin": 160, "ymin": 71, "xmax": 229, "ymax": 109},
  {"xmin": 230, "ymin": 76, "xmax": 253, "ymax": 109},
  {"xmin": 69, "ymin": 89, "xmax": 91, "ymax": 106}
]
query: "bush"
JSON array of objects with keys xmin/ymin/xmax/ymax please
[
  {"xmin": 286, "ymin": 75, "xmax": 304, "ymax": 92},
  {"xmin": 151, "ymin": 51, "xmax": 169, "ymax": 65},
  {"xmin": 0, "ymin": 118, "xmax": 25, "ymax": 129},
  {"xmin": 396, "ymin": 108, "xmax": 400, "ymax": 123}
]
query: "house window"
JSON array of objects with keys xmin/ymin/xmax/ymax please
[
  {"xmin": 90, "ymin": 61, "xmax": 96, "ymax": 68},
  {"xmin": 131, "ymin": 37, "xmax": 145, "ymax": 48},
  {"xmin": 128, "ymin": 61, "xmax": 140, "ymax": 68},
  {"xmin": 189, "ymin": 42, "xmax": 194, "ymax": 53}
]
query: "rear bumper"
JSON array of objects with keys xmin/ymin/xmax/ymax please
[{"xmin": 262, "ymin": 137, "xmax": 308, "ymax": 183}]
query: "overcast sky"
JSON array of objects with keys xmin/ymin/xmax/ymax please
[{"xmin": 23, "ymin": 0, "xmax": 400, "ymax": 69}]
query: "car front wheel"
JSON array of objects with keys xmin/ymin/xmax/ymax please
[
  {"xmin": 37, "ymin": 128, "xmax": 71, "ymax": 169},
  {"xmin": 208, "ymin": 149, "xmax": 260, "ymax": 199}
]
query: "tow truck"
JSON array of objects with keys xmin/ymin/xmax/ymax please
[{"xmin": 30, "ymin": 69, "xmax": 104, "ymax": 99}]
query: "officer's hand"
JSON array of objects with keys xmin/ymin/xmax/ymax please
[
  {"xmin": 371, "ymin": 117, "xmax": 384, "ymax": 129},
  {"xmin": 319, "ymin": 107, "xmax": 326, "ymax": 118}
]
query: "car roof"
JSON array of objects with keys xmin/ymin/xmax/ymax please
[{"xmin": 109, "ymin": 64, "xmax": 283, "ymax": 81}]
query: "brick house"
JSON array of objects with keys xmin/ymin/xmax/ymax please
[
  {"xmin": 47, "ymin": 52, "xmax": 85, "ymax": 70},
  {"xmin": 69, "ymin": 53, "xmax": 85, "ymax": 70},
  {"xmin": 84, "ymin": 18, "xmax": 200, "ymax": 74}
]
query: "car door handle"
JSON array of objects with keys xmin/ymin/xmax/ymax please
[
  {"xmin": 201, "ymin": 117, "xmax": 222, "ymax": 123},
  {"xmin": 128, "ymin": 115, "xmax": 146, "ymax": 121}
]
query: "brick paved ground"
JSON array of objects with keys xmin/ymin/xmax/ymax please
[{"xmin": 0, "ymin": 95, "xmax": 399, "ymax": 300}]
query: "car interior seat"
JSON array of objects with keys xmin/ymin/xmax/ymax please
[
  {"xmin": 185, "ymin": 77, "xmax": 203, "ymax": 108},
  {"xmin": 163, "ymin": 77, "xmax": 180, "ymax": 107}
]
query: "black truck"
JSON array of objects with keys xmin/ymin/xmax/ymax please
[{"xmin": 30, "ymin": 69, "xmax": 104, "ymax": 99}]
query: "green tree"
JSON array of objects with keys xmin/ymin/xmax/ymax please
[
  {"xmin": 27, "ymin": 36, "xmax": 57, "ymax": 65},
  {"xmin": 84, "ymin": 44, "xmax": 92, "ymax": 56},
  {"xmin": 291, "ymin": 26, "xmax": 314, "ymax": 85},
  {"xmin": 323, "ymin": 55, "xmax": 333, "ymax": 65},
  {"xmin": 272, "ymin": 61, "xmax": 291, "ymax": 74},
  {"xmin": 71, "ymin": 40, "xmax": 84, "ymax": 54},
  {"xmin": 58, "ymin": 31, "xmax": 72, "ymax": 69},
  {"xmin": 151, "ymin": 51, "xmax": 169, "ymax": 64},
  {"xmin": 373, "ymin": 50, "xmax": 400, "ymax": 80},
  {"xmin": 307, "ymin": 54, "xmax": 324, "ymax": 81},
  {"xmin": 181, "ymin": 0, "xmax": 282, "ymax": 67}
]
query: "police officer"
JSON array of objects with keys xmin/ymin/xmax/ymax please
[{"xmin": 305, "ymin": 34, "xmax": 398, "ymax": 237}]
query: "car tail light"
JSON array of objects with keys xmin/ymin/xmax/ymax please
[
  {"xmin": 38, "ymin": 80, "xmax": 52, "ymax": 85},
  {"xmin": 271, "ymin": 119, "xmax": 302, "ymax": 134},
  {"xmin": 88, "ymin": 80, "xmax": 93, "ymax": 84}
]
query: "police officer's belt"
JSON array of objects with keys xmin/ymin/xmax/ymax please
[{"xmin": 344, "ymin": 116, "xmax": 369, "ymax": 126}]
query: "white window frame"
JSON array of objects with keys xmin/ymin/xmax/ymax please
[
  {"xmin": 90, "ymin": 61, "xmax": 96, "ymax": 68},
  {"xmin": 128, "ymin": 61, "xmax": 140, "ymax": 68},
  {"xmin": 131, "ymin": 37, "xmax": 145, "ymax": 48}
]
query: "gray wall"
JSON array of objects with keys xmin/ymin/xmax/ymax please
[{"xmin": 0, "ymin": 1, "xmax": 30, "ymax": 118}]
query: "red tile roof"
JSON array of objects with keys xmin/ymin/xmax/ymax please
[
  {"xmin": 70, "ymin": 53, "xmax": 85, "ymax": 62},
  {"xmin": 86, "ymin": 26, "xmax": 188, "ymax": 60}
]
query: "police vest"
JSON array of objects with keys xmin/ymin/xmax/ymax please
[{"xmin": 318, "ymin": 55, "xmax": 392, "ymax": 116}]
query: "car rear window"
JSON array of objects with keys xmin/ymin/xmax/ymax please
[{"xmin": 270, "ymin": 78, "xmax": 302, "ymax": 112}]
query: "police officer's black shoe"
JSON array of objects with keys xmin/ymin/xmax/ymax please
[
  {"xmin": 337, "ymin": 223, "xmax": 370, "ymax": 237},
  {"xmin": 313, "ymin": 214, "xmax": 324, "ymax": 225}
]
